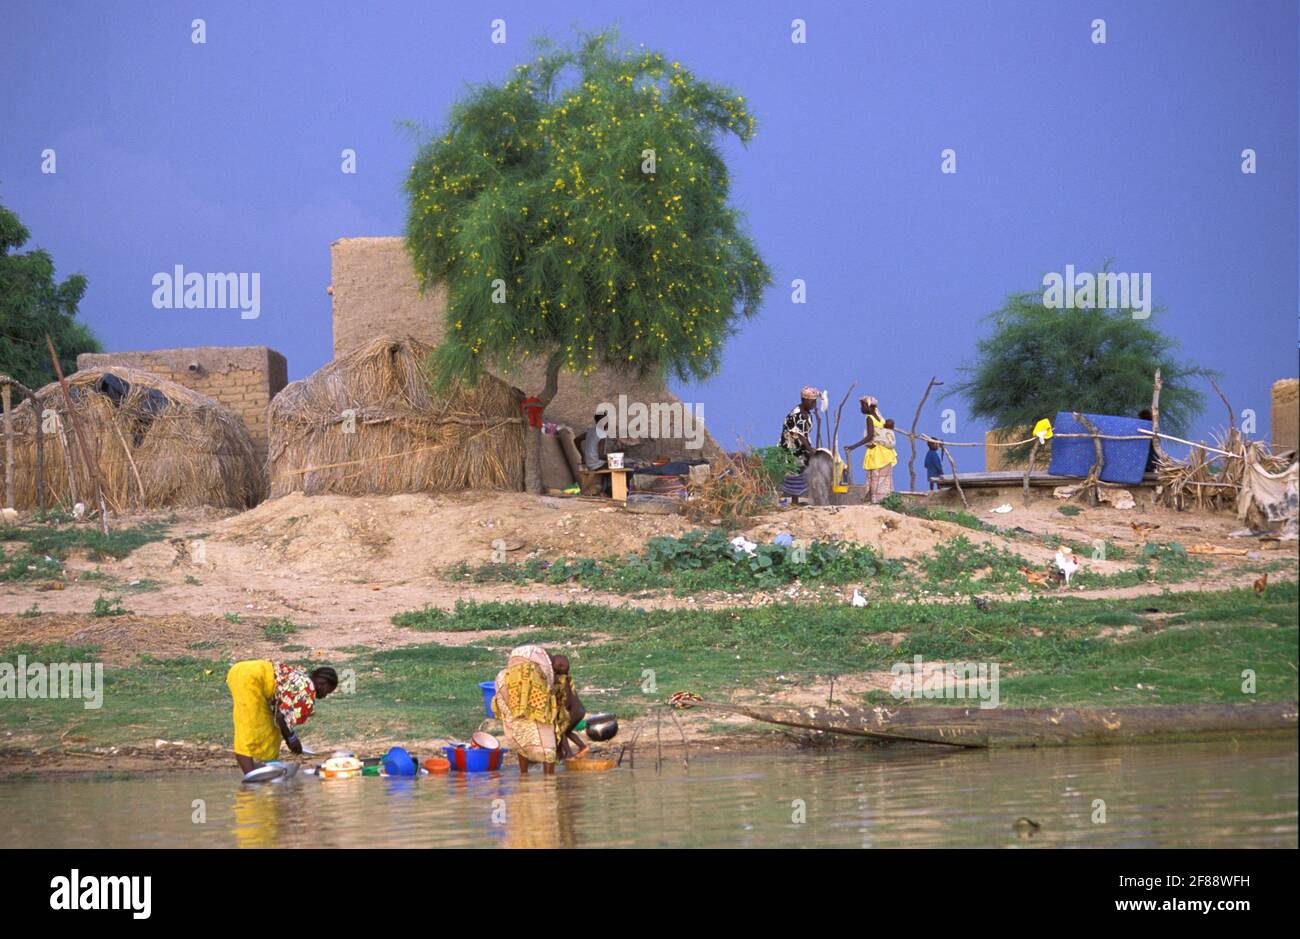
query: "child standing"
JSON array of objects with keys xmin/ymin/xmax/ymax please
[{"xmin": 924, "ymin": 440, "xmax": 944, "ymax": 490}]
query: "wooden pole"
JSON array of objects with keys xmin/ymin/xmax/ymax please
[
  {"xmin": 32, "ymin": 393, "xmax": 44, "ymax": 511},
  {"xmin": 1073, "ymin": 412, "xmax": 1104, "ymax": 506},
  {"xmin": 110, "ymin": 420, "xmax": 145, "ymax": 510},
  {"xmin": 46, "ymin": 335, "xmax": 109, "ymax": 535},
  {"xmin": 2, "ymin": 384, "xmax": 12, "ymax": 511},
  {"xmin": 907, "ymin": 377, "xmax": 942, "ymax": 492},
  {"xmin": 942, "ymin": 445, "xmax": 970, "ymax": 510},
  {"xmin": 1210, "ymin": 378, "xmax": 1237, "ymax": 447},
  {"xmin": 1023, "ymin": 437, "xmax": 1040, "ymax": 506},
  {"xmin": 1149, "ymin": 369, "xmax": 1165, "ymax": 461}
]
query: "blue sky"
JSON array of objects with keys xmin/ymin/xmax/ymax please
[{"xmin": 3, "ymin": 0, "xmax": 1296, "ymax": 472}]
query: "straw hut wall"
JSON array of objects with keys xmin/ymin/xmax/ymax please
[
  {"xmin": 267, "ymin": 336, "xmax": 525, "ymax": 498},
  {"xmin": 6, "ymin": 367, "xmax": 262, "ymax": 511}
]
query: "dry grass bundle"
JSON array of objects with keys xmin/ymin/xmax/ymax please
[
  {"xmin": 267, "ymin": 336, "xmax": 525, "ymax": 498},
  {"xmin": 1155, "ymin": 432, "xmax": 1291, "ymax": 513},
  {"xmin": 684, "ymin": 452, "xmax": 774, "ymax": 525},
  {"xmin": 6, "ymin": 367, "xmax": 262, "ymax": 511}
]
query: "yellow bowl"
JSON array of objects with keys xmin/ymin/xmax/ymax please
[{"xmin": 565, "ymin": 758, "xmax": 616, "ymax": 772}]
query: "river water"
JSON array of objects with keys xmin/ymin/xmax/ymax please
[{"xmin": 3, "ymin": 739, "xmax": 1295, "ymax": 848}]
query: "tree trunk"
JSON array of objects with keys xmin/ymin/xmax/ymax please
[
  {"xmin": 523, "ymin": 351, "xmax": 566, "ymax": 495},
  {"xmin": 907, "ymin": 377, "xmax": 941, "ymax": 492}
]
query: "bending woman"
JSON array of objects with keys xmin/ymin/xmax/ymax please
[
  {"xmin": 492, "ymin": 644, "xmax": 561, "ymax": 774},
  {"xmin": 226, "ymin": 659, "xmax": 338, "ymax": 773}
]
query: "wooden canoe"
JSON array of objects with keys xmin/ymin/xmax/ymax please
[{"xmin": 679, "ymin": 700, "xmax": 1298, "ymax": 749}]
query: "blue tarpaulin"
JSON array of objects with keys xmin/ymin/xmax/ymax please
[{"xmin": 1047, "ymin": 412, "xmax": 1153, "ymax": 485}]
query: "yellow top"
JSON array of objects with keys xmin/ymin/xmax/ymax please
[{"xmin": 863, "ymin": 415, "xmax": 898, "ymax": 471}]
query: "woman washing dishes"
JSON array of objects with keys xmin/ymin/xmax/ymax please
[
  {"xmin": 225, "ymin": 659, "xmax": 338, "ymax": 773},
  {"xmin": 492, "ymin": 644, "xmax": 589, "ymax": 773},
  {"xmin": 845, "ymin": 396, "xmax": 897, "ymax": 503}
]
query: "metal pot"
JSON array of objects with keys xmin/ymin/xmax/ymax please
[{"xmin": 584, "ymin": 713, "xmax": 619, "ymax": 741}]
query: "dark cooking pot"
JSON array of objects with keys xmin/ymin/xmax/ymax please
[{"xmin": 584, "ymin": 713, "xmax": 619, "ymax": 741}]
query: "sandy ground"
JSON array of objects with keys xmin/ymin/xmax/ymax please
[{"xmin": 2, "ymin": 488, "xmax": 1291, "ymax": 653}]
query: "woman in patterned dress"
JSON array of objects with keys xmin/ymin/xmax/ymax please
[
  {"xmin": 225, "ymin": 659, "xmax": 338, "ymax": 773},
  {"xmin": 492, "ymin": 644, "xmax": 562, "ymax": 774}
]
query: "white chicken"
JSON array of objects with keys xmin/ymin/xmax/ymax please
[
  {"xmin": 73, "ymin": 502, "xmax": 86, "ymax": 521},
  {"xmin": 1054, "ymin": 546, "xmax": 1082, "ymax": 587},
  {"xmin": 851, "ymin": 587, "xmax": 869, "ymax": 607}
]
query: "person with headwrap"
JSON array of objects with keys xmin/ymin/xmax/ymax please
[
  {"xmin": 845, "ymin": 395, "xmax": 897, "ymax": 502},
  {"xmin": 492, "ymin": 644, "xmax": 561, "ymax": 774},
  {"xmin": 778, "ymin": 386, "xmax": 820, "ymax": 503}
]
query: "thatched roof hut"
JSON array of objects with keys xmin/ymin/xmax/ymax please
[
  {"xmin": 7, "ymin": 367, "xmax": 262, "ymax": 511},
  {"xmin": 267, "ymin": 336, "xmax": 525, "ymax": 498}
]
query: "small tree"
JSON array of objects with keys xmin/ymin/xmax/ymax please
[
  {"xmin": 951, "ymin": 282, "xmax": 1211, "ymax": 457},
  {"xmin": 0, "ymin": 198, "xmax": 100, "ymax": 389},
  {"xmin": 405, "ymin": 31, "xmax": 771, "ymax": 490}
]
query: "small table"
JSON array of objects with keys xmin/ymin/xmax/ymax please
[{"xmin": 593, "ymin": 467, "xmax": 634, "ymax": 503}]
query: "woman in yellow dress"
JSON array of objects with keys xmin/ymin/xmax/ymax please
[
  {"xmin": 225, "ymin": 659, "xmax": 337, "ymax": 773},
  {"xmin": 845, "ymin": 396, "xmax": 897, "ymax": 503}
]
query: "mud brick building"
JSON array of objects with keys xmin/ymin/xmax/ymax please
[
  {"xmin": 329, "ymin": 236, "xmax": 724, "ymax": 461},
  {"xmin": 77, "ymin": 346, "xmax": 287, "ymax": 460},
  {"xmin": 1273, "ymin": 378, "xmax": 1298, "ymax": 456}
]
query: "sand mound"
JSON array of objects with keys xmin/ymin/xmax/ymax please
[
  {"xmin": 197, "ymin": 490, "xmax": 699, "ymax": 580},
  {"xmin": 136, "ymin": 491, "xmax": 1058, "ymax": 582}
]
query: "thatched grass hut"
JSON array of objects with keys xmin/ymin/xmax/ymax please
[
  {"xmin": 267, "ymin": 336, "xmax": 525, "ymax": 498},
  {"xmin": 7, "ymin": 367, "xmax": 262, "ymax": 511}
]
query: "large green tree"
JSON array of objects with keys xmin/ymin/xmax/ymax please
[
  {"xmin": 0, "ymin": 198, "xmax": 100, "ymax": 390},
  {"xmin": 952, "ymin": 281, "xmax": 1211, "ymax": 456},
  {"xmin": 405, "ymin": 31, "xmax": 771, "ymax": 489}
]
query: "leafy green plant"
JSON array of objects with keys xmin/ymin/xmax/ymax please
[
  {"xmin": 262, "ymin": 617, "xmax": 300, "ymax": 640},
  {"xmin": 755, "ymin": 445, "xmax": 802, "ymax": 487},
  {"xmin": 1058, "ymin": 505, "xmax": 1082, "ymax": 517},
  {"xmin": 443, "ymin": 528, "xmax": 893, "ymax": 595},
  {"xmin": 92, "ymin": 595, "xmax": 130, "ymax": 618}
]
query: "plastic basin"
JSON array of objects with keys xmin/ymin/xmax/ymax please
[
  {"xmin": 478, "ymin": 681, "xmax": 496, "ymax": 718},
  {"xmin": 443, "ymin": 744, "xmax": 507, "ymax": 772}
]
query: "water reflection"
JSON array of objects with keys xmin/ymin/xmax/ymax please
[{"xmin": 1, "ymin": 739, "xmax": 1295, "ymax": 848}]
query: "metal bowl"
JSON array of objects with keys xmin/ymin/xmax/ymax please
[
  {"xmin": 470, "ymin": 731, "xmax": 501, "ymax": 750},
  {"xmin": 584, "ymin": 713, "xmax": 619, "ymax": 741}
]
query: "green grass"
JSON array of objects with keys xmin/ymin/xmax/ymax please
[
  {"xmin": 0, "ymin": 548, "xmax": 63, "ymax": 582},
  {"xmin": 2, "ymin": 583, "xmax": 1293, "ymax": 752},
  {"xmin": 3, "ymin": 520, "xmax": 170, "ymax": 561},
  {"xmin": 440, "ymin": 528, "xmax": 1208, "ymax": 601}
]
